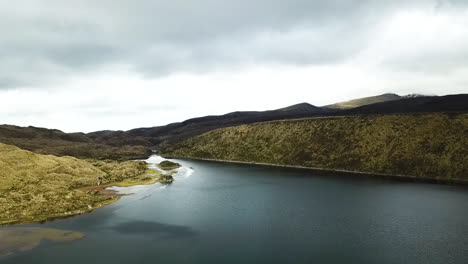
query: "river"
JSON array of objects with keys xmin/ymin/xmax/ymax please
[{"xmin": 2, "ymin": 155, "xmax": 468, "ymax": 263}]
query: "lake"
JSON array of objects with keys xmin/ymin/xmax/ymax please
[{"xmin": 2, "ymin": 155, "xmax": 468, "ymax": 264}]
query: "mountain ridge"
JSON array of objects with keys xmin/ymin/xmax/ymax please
[
  {"xmin": 324, "ymin": 93, "xmax": 403, "ymax": 109},
  {"xmin": 1, "ymin": 93, "xmax": 467, "ymax": 160}
]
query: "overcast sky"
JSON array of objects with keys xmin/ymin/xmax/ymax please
[{"xmin": 1, "ymin": 0, "xmax": 467, "ymax": 132}]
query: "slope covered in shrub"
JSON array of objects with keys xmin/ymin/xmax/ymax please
[
  {"xmin": 161, "ymin": 113, "xmax": 468, "ymax": 181},
  {"xmin": 0, "ymin": 143, "xmax": 149, "ymax": 225}
]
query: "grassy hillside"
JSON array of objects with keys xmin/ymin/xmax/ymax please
[
  {"xmin": 91, "ymin": 102, "xmax": 331, "ymax": 147},
  {"xmin": 0, "ymin": 125, "xmax": 151, "ymax": 160},
  {"xmin": 340, "ymin": 94, "xmax": 468, "ymax": 115},
  {"xmin": 93, "ymin": 94, "xmax": 467, "ymax": 148},
  {"xmin": 0, "ymin": 143, "xmax": 152, "ymax": 225},
  {"xmin": 161, "ymin": 113, "xmax": 468, "ymax": 181},
  {"xmin": 325, "ymin": 93, "xmax": 403, "ymax": 109},
  {"xmin": 2, "ymin": 94, "xmax": 466, "ymax": 159}
]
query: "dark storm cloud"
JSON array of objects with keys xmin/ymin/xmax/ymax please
[{"xmin": 0, "ymin": 0, "xmax": 466, "ymax": 89}]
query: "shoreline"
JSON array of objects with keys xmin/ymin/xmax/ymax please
[
  {"xmin": 1, "ymin": 157, "xmax": 181, "ymax": 226},
  {"xmin": 166, "ymin": 156, "xmax": 468, "ymax": 186},
  {"xmin": 0, "ymin": 196, "xmax": 120, "ymax": 226},
  {"xmin": 0, "ymin": 171, "xmax": 167, "ymax": 226}
]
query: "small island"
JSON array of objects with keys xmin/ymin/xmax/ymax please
[
  {"xmin": 156, "ymin": 160, "xmax": 181, "ymax": 183},
  {"xmin": 159, "ymin": 173, "xmax": 175, "ymax": 184},
  {"xmin": 157, "ymin": 160, "xmax": 182, "ymax": 170}
]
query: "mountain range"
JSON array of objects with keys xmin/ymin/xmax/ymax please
[
  {"xmin": 325, "ymin": 93, "xmax": 405, "ymax": 109},
  {"xmin": 1, "ymin": 93, "xmax": 467, "ymax": 160},
  {"xmin": 89, "ymin": 93, "xmax": 468, "ymax": 147}
]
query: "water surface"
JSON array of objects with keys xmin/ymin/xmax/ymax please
[{"xmin": 2, "ymin": 156, "xmax": 468, "ymax": 263}]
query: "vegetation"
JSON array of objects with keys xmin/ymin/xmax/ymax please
[
  {"xmin": 0, "ymin": 125, "xmax": 151, "ymax": 160},
  {"xmin": 89, "ymin": 94, "xmax": 468, "ymax": 148},
  {"xmin": 325, "ymin": 93, "xmax": 403, "ymax": 109},
  {"xmin": 159, "ymin": 174, "xmax": 174, "ymax": 183},
  {"xmin": 161, "ymin": 113, "xmax": 468, "ymax": 182},
  {"xmin": 1, "ymin": 95, "xmax": 466, "ymax": 158},
  {"xmin": 157, "ymin": 160, "xmax": 181, "ymax": 171},
  {"xmin": 339, "ymin": 94, "xmax": 468, "ymax": 116},
  {"xmin": 0, "ymin": 227, "xmax": 84, "ymax": 258},
  {"xmin": 108, "ymin": 169, "xmax": 163, "ymax": 187},
  {"xmin": 0, "ymin": 143, "xmax": 154, "ymax": 225}
]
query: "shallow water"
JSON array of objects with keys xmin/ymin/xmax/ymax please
[{"xmin": 2, "ymin": 156, "xmax": 468, "ymax": 264}]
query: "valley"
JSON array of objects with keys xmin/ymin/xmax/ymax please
[{"xmin": 1, "ymin": 93, "xmax": 467, "ymax": 225}]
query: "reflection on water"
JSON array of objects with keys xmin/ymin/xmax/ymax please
[
  {"xmin": 110, "ymin": 220, "xmax": 197, "ymax": 240},
  {"xmin": 0, "ymin": 227, "xmax": 84, "ymax": 258}
]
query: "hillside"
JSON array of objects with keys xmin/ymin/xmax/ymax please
[
  {"xmin": 0, "ymin": 143, "xmax": 152, "ymax": 225},
  {"xmin": 90, "ymin": 102, "xmax": 331, "ymax": 146},
  {"xmin": 0, "ymin": 103, "xmax": 329, "ymax": 159},
  {"xmin": 0, "ymin": 125, "xmax": 151, "ymax": 160},
  {"xmin": 325, "ymin": 93, "xmax": 404, "ymax": 109},
  {"xmin": 161, "ymin": 113, "xmax": 468, "ymax": 182},
  {"xmin": 93, "ymin": 94, "xmax": 468, "ymax": 148},
  {"xmin": 339, "ymin": 94, "xmax": 468, "ymax": 115},
  {"xmin": 1, "ymin": 94, "xmax": 467, "ymax": 161}
]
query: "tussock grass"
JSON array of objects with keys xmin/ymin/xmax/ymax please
[
  {"xmin": 161, "ymin": 113, "xmax": 468, "ymax": 181},
  {"xmin": 0, "ymin": 143, "xmax": 150, "ymax": 225},
  {"xmin": 110, "ymin": 169, "xmax": 162, "ymax": 187}
]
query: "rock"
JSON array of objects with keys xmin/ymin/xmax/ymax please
[{"xmin": 160, "ymin": 174, "xmax": 174, "ymax": 183}]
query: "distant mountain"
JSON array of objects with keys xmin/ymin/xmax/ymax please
[
  {"xmin": 340, "ymin": 94, "xmax": 468, "ymax": 115},
  {"xmin": 325, "ymin": 93, "xmax": 404, "ymax": 109},
  {"xmin": 96, "ymin": 94, "xmax": 466, "ymax": 147},
  {"xmin": 2, "ymin": 93, "xmax": 466, "ymax": 160},
  {"xmin": 89, "ymin": 102, "xmax": 331, "ymax": 147},
  {"xmin": 276, "ymin": 102, "xmax": 325, "ymax": 113},
  {"xmin": 0, "ymin": 125, "xmax": 150, "ymax": 160}
]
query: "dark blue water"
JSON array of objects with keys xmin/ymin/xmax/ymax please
[{"xmin": 3, "ymin": 157, "xmax": 468, "ymax": 264}]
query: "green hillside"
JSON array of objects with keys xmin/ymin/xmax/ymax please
[
  {"xmin": 161, "ymin": 113, "xmax": 468, "ymax": 182},
  {"xmin": 0, "ymin": 143, "xmax": 151, "ymax": 225}
]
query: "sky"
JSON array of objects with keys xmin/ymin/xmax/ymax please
[{"xmin": 1, "ymin": 0, "xmax": 467, "ymax": 132}]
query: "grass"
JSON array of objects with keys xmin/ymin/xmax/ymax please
[
  {"xmin": 110, "ymin": 169, "xmax": 163, "ymax": 187},
  {"xmin": 161, "ymin": 113, "xmax": 468, "ymax": 181},
  {"xmin": 157, "ymin": 160, "xmax": 181, "ymax": 170},
  {"xmin": 0, "ymin": 143, "xmax": 156, "ymax": 225}
]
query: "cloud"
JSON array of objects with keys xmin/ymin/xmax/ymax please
[
  {"xmin": 4, "ymin": 0, "xmax": 459, "ymax": 90},
  {"xmin": 371, "ymin": 7, "xmax": 468, "ymax": 74},
  {"xmin": 1, "ymin": 0, "xmax": 467, "ymax": 132}
]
